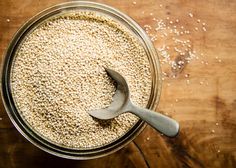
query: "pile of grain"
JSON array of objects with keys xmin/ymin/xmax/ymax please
[{"xmin": 11, "ymin": 11, "xmax": 152, "ymax": 148}]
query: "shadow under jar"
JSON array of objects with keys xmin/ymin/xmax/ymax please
[{"xmin": 1, "ymin": 1, "xmax": 161, "ymax": 159}]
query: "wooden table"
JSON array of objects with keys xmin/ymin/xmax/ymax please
[{"xmin": 0, "ymin": 0, "xmax": 235, "ymax": 167}]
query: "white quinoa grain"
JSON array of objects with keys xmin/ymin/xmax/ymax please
[
  {"xmin": 186, "ymin": 80, "xmax": 190, "ymax": 85},
  {"xmin": 185, "ymin": 74, "xmax": 189, "ymax": 78},
  {"xmin": 188, "ymin": 13, "xmax": 193, "ymax": 18},
  {"xmin": 11, "ymin": 11, "xmax": 152, "ymax": 149}
]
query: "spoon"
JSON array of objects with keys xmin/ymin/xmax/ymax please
[{"xmin": 88, "ymin": 68, "xmax": 179, "ymax": 137}]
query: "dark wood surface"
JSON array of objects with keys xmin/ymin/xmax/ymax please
[{"xmin": 0, "ymin": 0, "xmax": 236, "ymax": 167}]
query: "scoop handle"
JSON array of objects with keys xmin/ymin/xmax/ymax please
[{"xmin": 127, "ymin": 102, "xmax": 179, "ymax": 137}]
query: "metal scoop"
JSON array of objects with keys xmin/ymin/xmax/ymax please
[{"xmin": 88, "ymin": 68, "xmax": 179, "ymax": 137}]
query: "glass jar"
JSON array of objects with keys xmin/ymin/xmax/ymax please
[{"xmin": 1, "ymin": 1, "xmax": 162, "ymax": 159}]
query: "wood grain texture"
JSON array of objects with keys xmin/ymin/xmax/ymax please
[{"xmin": 0, "ymin": 0, "xmax": 236, "ymax": 167}]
